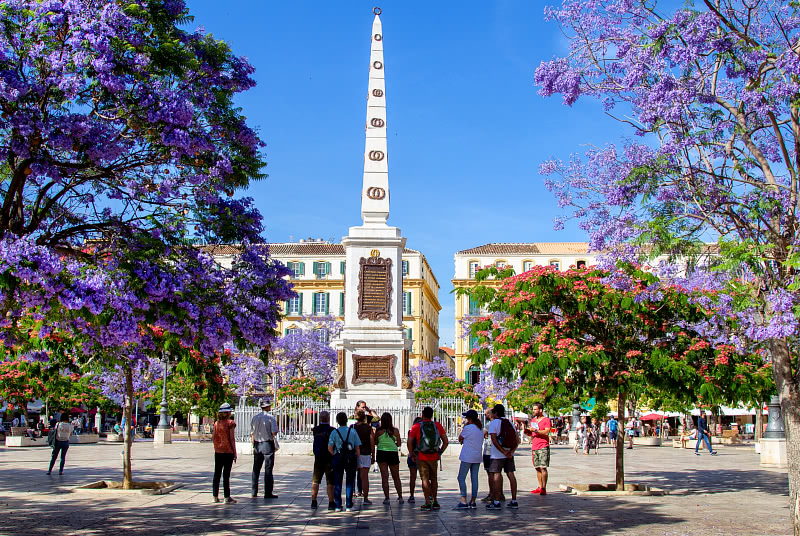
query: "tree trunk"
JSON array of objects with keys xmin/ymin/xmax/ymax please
[
  {"xmin": 187, "ymin": 413, "xmax": 192, "ymax": 442},
  {"xmin": 755, "ymin": 403, "xmax": 764, "ymax": 442},
  {"xmin": 616, "ymin": 391, "xmax": 626, "ymax": 490},
  {"xmin": 122, "ymin": 365, "xmax": 134, "ymax": 490},
  {"xmin": 770, "ymin": 338, "xmax": 800, "ymax": 535}
]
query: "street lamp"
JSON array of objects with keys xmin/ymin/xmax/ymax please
[{"xmin": 157, "ymin": 352, "xmax": 170, "ymax": 429}]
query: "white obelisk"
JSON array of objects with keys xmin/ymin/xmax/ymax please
[{"xmin": 331, "ymin": 7, "xmax": 414, "ymax": 410}]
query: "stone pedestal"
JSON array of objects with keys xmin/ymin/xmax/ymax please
[
  {"xmin": 759, "ymin": 438, "xmax": 787, "ymax": 467},
  {"xmin": 153, "ymin": 428, "xmax": 172, "ymax": 445}
]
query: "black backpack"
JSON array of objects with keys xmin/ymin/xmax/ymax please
[
  {"xmin": 313, "ymin": 424, "xmax": 334, "ymax": 459},
  {"xmin": 334, "ymin": 428, "xmax": 357, "ymax": 466}
]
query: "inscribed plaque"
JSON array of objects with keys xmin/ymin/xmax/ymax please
[
  {"xmin": 352, "ymin": 354, "xmax": 396, "ymax": 386},
  {"xmin": 357, "ymin": 256, "xmax": 392, "ymax": 321}
]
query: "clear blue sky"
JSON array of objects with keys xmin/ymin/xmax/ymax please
[{"xmin": 187, "ymin": 0, "xmax": 629, "ymax": 347}]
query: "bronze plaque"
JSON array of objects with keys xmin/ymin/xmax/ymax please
[
  {"xmin": 358, "ymin": 256, "xmax": 392, "ymax": 321},
  {"xmin": 401, "ymin": 349, "xmax": 413, "ymax": 389},
  {"xmin": 352, "ymin": 354, "xmax": 396, "ymax": 386},
  {"xmin": 335, "ymin": 349, "xmax": 346, "ymax": 389}
]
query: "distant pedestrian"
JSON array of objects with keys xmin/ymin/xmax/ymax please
[
  {"xmin": 329, "ymin": 411, "xmax": 361, "ymax": 512},
  {"xmin": 374, "ymin": 412, "xmax": 403, "ymax": 504},
  {"xmin": 311, "ymin": 411, "xmax": 335, "ymax": 510},
  {"xmin": 47, "ymin": 413, "xmax": 72, "ymax": 475},
  {"xmin": 455, "ymin": 409, "xmax": 483, "ymax": 509},
  {"xmin": 353, "ymin": 410, "xmax": 375, "ymax": 505},
  {"xmin": 408, "ymin": 406, "xmax": 448, "ymax": 511},
  {"xmin": 626, "ymin": 415, "xmax": 640, "ymax": 449},
  {"xmin": 251, "ymin": 398, "xmax": 279, "ymax": 499},
  {"xmin": 212, "ymin": 403, "xmax": 237, "ymax": 504},
  {"xmin": 486, "ymin": 403, "xmax": 519, "ymax": 510},
  {"xmin": 481, "ymin": 409, "xmax": 504, "ymax": 502},
  {"xmin": 695, "ymin": 412, "xmax": 717, "ymax": 456},
  {"xmin": 527, "ymin": 403, "xmax": 551, "ymax": 496},
  {"xmin": 575, "ymin": 416, "xmax": 587, "ymax": 454},
  {"xmin": 12, "ymin": 416, "xmax": 19, "ymax": 428},
  {"xmin": 406, "ymin": 416, "xmax": 422, "ymax": 504},
  {"xmin": 607, "ymin": 415, "xmax": 618, "ymax": 443}
]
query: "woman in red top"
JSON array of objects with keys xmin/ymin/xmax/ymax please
[{"xmin": 212, "ymin": 403, "xmax": 238, "ymax": 504}]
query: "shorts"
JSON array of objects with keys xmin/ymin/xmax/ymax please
[
  {"xmin": 312, "ymin": 457, "xmax": 333, "ymax": 484},
  {"xmin": 407, "ymin": 455, "xmax": 417, "ymax": 469},
  {"xmin": 532, "ymin": 447, "xmax": 550, "ymax": 468},
  {"xmin": 358, "ymin": 454, "xmax": 372, "ymax": 468},
  {"xmin": 487, "ymin": 457, "xmax": 516, "ymax": 474},
  {"xmin": 483, "ymin": 454, "xmax": 492, "ymax": 471},
  {"xmin": 376, "ymin": 450, "xmax": 400, "ymax": 465},
  {"xmin": 417, "ymin": 458, "xmax": 438, "ymax": 481}
]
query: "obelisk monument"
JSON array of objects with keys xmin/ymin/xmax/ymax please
[{"xmin": 331, "ymin": 7, "xmax": 414, "ymax": 410}]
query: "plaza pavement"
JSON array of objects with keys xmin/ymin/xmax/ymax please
[{"xmin": 0, "ymin": 439, "xmax": 791, "ymax": 536}]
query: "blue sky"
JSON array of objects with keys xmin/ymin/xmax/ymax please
[{"xmin": 187, "ymin": 0, "xmax": 629, "ymax": 347}]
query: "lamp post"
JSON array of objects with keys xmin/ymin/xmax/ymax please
[{"xmin": 154, "ymin": 351, "xmax": 172, "ymax": 445}]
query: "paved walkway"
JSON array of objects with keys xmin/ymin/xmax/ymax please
[{"xmin": 0, "ymin": 440, "xmax": 791, "ymax": 535}]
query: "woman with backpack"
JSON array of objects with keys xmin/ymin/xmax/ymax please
[
  {"xmin": 455, "ymin": 409, "xmax": 483, "ymax": 509},
  {"xmin": 328, "ymin": 411, "xmax": 362, "ymax": 512},
  {"xmin": 353, "ymin": 410, "xmax": 375, "ymax": 505},
  {"xmin": 375, "ymin": 412, "xmax": 404, "ymax": 504},
  {"xmin": 47, "ymin": 413, "xmax": 72, "ymax": 475},
  {"xmin": 212, "ymin": 403, "xmax": 237, "ymax": 504}
]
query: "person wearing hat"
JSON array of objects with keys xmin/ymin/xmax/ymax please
[
  {"xmin": 212, "ymin": 403, "xmax": 237, "ymax": 504},
  {"xmin": 251, "ymin": 397, "xmax": 279, "ymax": 499},
  {"xmin": 455, "ymin": 409, "xmax": 483, "ymax": 509}
]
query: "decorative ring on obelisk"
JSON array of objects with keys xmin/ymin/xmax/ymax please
[
  {"xmin": 368, "ymin": 150, "xmax": 385, "ymax": 161},
  {"xmin": 370, "ymin": 118, "xmax": 385, "ymax": 128},
  {"xmin": 374, "ymin": 33, "xmax": 382, "ymax": 41},
  {"xmin": 372, "ymin": 89, "xmax": 384, "ymax": 97},
  {"xmin": 367, "ymin": 187, "xmax": 386, "ymax": 200},
  {"xmin": 373, "ymin": 61, "xmax": 383, "ymax": 70},
  {"xmin": 373, "ymin": 7, "xmax": 381, "ymax": 15}
]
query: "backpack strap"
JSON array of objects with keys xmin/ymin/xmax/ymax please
[{"xmin": 335, "ymin": 428, "xmax": 345, "ymax": 452}]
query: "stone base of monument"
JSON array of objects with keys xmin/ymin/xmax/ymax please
[
  {"xmin": 759, "ymin": 438, "xmax": 787, "ymax": 467},
  {"xmin": 755, "ymin": 441, "xmax": 761, "ymax": 454},
  {"xmin": 153, "ymin": 428, "xmax": 172, "ymax": 445},
  {"xmin": 5, "ymin": 436, "xmax": 47, "ymax": 447},
  {"xmin": 69, "ymin": 434, "xmax": 99, "ymax": 444},
  {"xmin": 559, "ymin": 483, "xmax": 668, "ymax": 496},
  {"xmin": 633, "ymin": 437, "xmax": 662, "ymax": 447},
  {"xmin": 74, "ymin": 480, "xmax": 183, "ymax": 495}
]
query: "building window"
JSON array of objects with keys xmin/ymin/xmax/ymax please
[
  {"xmin": 467, "ymin": 365, "xmax": 481, "ymax": 385},
  {"xmin": 404, "ymin": 327, "xmax": 414, "ymax": 351},
  {"xmin": 468, "ymin": 296, "xmax": 480, "ymax": 316},
  {"xmin": 313, "ymin": 292, "xmax": 329, "ymax": 315},
  {"xmin": 287, "ymin": 261, "xmax": 304, "ymax": 279},
  {"xmin": 402, "ymin": 260, "xmax": 409, "ymax": 277},
  {"xmin": 549, "ymin": 259, "xmax": 560, "ymax": 271},
  {"xmin": 469, "ymin": 334, "xmax": 479, "ymax": 351},
  {"xmin": 315, "ymin": 328, "xmax": 329, "ymax": 345},
  {"xmin": 495, "ymin": 260, "xmax": 507, "ymax": 269},
  {"xmin": 403, "ymin": 292, "xmax": 412, "ymax": 315},
  {"xmin": 313, "ymin": 261, "xmax": 330, "ymax": 279},
  {"xmin": 576, "ymin": 260, "xmax": 586, "ymax": 269},
  {"xmin": 288, "ymin": 295, "xmax": 302, "ymax": 315},
  {"xmin": 523, "ymin": 261, "xmax": 534, "ymax": 272},
  {"xmin": 285, "ymin": 327, "xmax": 300, "ymax": 338},
  {"xmin": 339, "ymin": 292, "xmax": 345, "ymax": 316},
  {"xmin": 469, "ymin": 261, "xmax": 479, "ymax": 279},
  {"xmin": 340, "ymin": 261, "xmax": 346, "ymax": 275}
]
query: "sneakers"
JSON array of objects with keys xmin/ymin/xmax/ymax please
[
  {"xmin": 328, "ymin": 501, "xmax": 336, "ymax": 511},
  {"xmin": 311, "ymin": 500, "xmax": 318, "ymax": 509},
  {"xmin": 363, "ymin": 498, "xmax": 372, "ymax": 505},
  {"xmin": 711, "ymin": 451, "xmax": 718, "ymax": 456},
  {"xmin": 455, "ymin": 502, "xmax": 471, "ymax": 509},
  {"xmin": 46, "ymin": 471, "xmax": 51, "ymax": 475},
  {"xmin": 420, "ymin": 503, "xmax": 433, "ymax": 511},
  {"xmin": 383, "ymin": 498, "xmax": 391, "ymax": 505},
  {"xmin": 540, "ymin": 489, "xmax": 547, "ymax": 496},
  {"xmin": 224, "ymin": 497, "xmax": 237, "ymax": 504},
  {"xmin": 251, "ymin": 493, "xmax": 258, "ymax": 498},
  {"xmin": 398, "ymin": 497, "xmax": 404, "ymax": 504},
  {"xmin": 531, "ymin": 487, "xmax": 542, "ymax": 494},
  {"xmin": 486, "ymin": 501, "xmax": 503, "ymax": 510},
  {"xmin": 695, "ymin": 452, "xmax": 701, "ymax": 456},
  {"xmin": 345, "ymin": 507, "xmax": 353, "ymax": 512},
  {"xmin": 432, "ymin": 501, "xmax": 441, "ymax": 510},
  {"xmin": 507, "ymin": 501, "xmax": 519, "ymax": 509},
  {"xmin": 407, "ymin": 496, "xmax": 415, "ymax": 504},
  {"xmin": 264, "ymin": 494, "xmax": 279, "ymax": 499},
  {"xmin": 469, "ymin": 502, "xmax": 477, "ymax": 509},
  {"xmin": 336, "ymin": 507, "xmax": 344, "ymax": 512},
  {"xmin": 213, "ymin": 496, "xmax": 221, "ymax": 503},
  {"xmin": 481, "ymin": 493, "xmax": 505, "ymax": 502}
]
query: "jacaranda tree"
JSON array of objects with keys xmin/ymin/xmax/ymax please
[
  {"xmin": 0, "ymin": 0, "xmax": 294, "ymax": 488},
  {"xmin": 535, "ymin": 1, "xmax": 800, "ymax": 526},
  {"xmin": 465, "ymin": 264, "xmax": 770, "ymax": 489}
]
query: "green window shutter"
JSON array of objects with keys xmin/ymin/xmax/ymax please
[
  {"xmin": 325, "ymin": 262, "xmax": 331, "ymax": 275},
  {"xmin": 404, "ymin": 292, "xmax": 412, "ymax": 315},
  {"xmin": 340, "ymin": 292, "xmax": 345, "ymax": 315},
  {"xmin": 340, "ymin": 261, "xmax": 346, "ymax": 274},
  {"xmin": 299, "ymin": 293, "xmax": 304, "ymax": 315},
  {"xmin": 325, "ymin": 292, "xmax": 330, "ymax": 315},
  {"xmin": 469, "ymin": 296, "xmax": 479, "ymax": 315},
  {"xmin": 285, "ymin": 299, "xmax": 289, "ymax": 315},
  {"xmin": 312, "ymin": 261, "xmax": 319, "ymax": 276},
  {"xmin": 299, "ymin": 262, "xmax": 305, "ymax": 275}
]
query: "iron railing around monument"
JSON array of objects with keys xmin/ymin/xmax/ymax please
[{"xmin": 234, "ymin": 396, "xmax": 469, "ymax": 443}]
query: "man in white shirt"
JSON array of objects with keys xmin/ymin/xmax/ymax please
[{"xmin": 251, "ymin": 398, "xmax": 279, "ymax": 498}]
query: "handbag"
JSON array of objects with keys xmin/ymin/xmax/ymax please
[{"xmin": 47, "ymin": 424, "xmax": 58, "ymax": 447}]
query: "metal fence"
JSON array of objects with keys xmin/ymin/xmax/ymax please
[{"xmin": 234, "ymin": 397, "xmax": 469, "ymax": 443}]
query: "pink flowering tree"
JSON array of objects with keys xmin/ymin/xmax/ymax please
[
  {"xmin": 534, "ymin": 1, "xmax": 800, "ymax": 523},
  {"xmin": 465, "ymin": 264, "xmax": 767, "ymax": 489}
]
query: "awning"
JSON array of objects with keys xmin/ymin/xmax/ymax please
[
  {"xmin": 513, "ymin": 411, "xmax": 529, "ymax": 419},
  {"xmin": 69, "ymin": 407, "xmax": 87, "ymax": 414},
  {"xmin": 640, "ymin": 413, "xmax": 666, "ymax": 421}
]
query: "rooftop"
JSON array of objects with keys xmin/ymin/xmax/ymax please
[
  {"xmin": 200, "ymin": 243, "xmax": 421, "ymax": 256},
  {"xmin": 455, "ymin": 242, "xmax": 589, "ymax": 255}
]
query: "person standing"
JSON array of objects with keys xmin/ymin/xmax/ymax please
[
  {"xmin": 626, "ymin": 414, "xmax": 640, "ymax": 449},
  {"xmin": 353, "ymin": 410, "xmax": 375, "ymax": 505},
  {"xmin": 607, "ymin": 415, "xmax": 618, "ymax": 444},
  {"xmin": 311, "ymin": 411, "xmax": 336, "ymax": 510},
  {"xmin": 481, "ymin": 408, "xmax": 504, "ymax": 502},
  {"xmin": 455, "ymin": 409, "xmax": 483, "ymax": 509},
  {"xmin": 406, "ymin": 416, "xmax": 422, "ymax": 504},
  {"xmin": 251, "ymin": 398, "xmax": 279, "ymax": 499},
  {"xmin": 486, "ymin": 403, "xmax": 519, "ymax": 510},
  {"xmin": 695, "ymin": 412, "xmax": 718, "ymax": 456},
  {"xmin": 212, "ymin": 403, "xmax": 237, "ymax": 504},
  {"xmin": 329, "ymin": 411, "xmax": 361, "ymax": 512},
  {"xmin": 47, "ymin": 413, "xmax": 72, "ymax": 475},
  {"xmin": 408, "ymin": 406, "xmax": 448, "ymax": 511},
  {"xmin": 527, "ymin": 403, "xmax": 551, "ymax": 496},
  {"xmin": 574, "ymin": 416, "xmax": 587, "ymax": 454},
  {"xmin": 374, "ymin": 412, "xmax": 404, "ymax": 504}
]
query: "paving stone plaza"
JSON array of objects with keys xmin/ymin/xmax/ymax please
[{"xmin": 0, "ymin": 440, "xmax": 790, "ymax": 535}]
